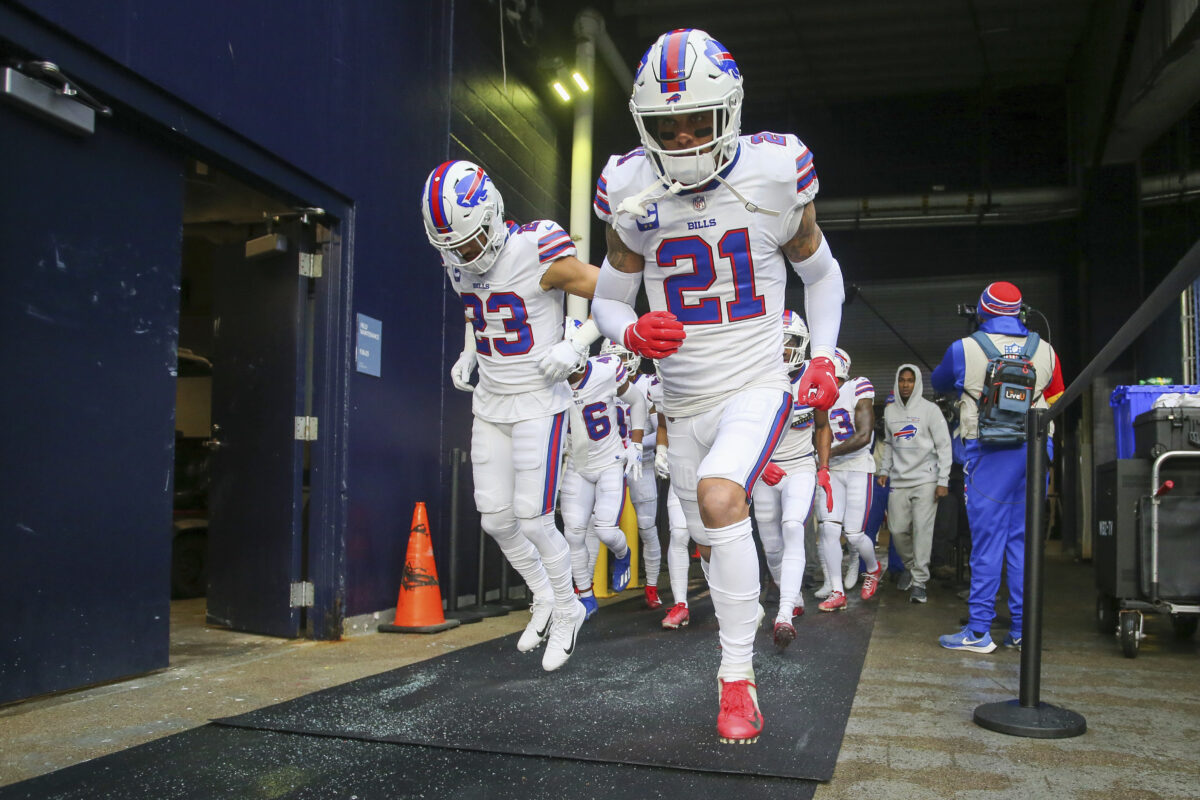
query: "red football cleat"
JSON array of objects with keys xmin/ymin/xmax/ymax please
[
  {"xmin": 818, "ymin": 591, "xmax": 847, "ymax": 612},
  {"xmin": 644, "ymin": 585, "xmax": 663, "ymax": 610},
  {"xmin": 662, "ymin": 602, "xmax": 690, "ymax": 629},
  {"xmin": 717, "ymin": 679, "xmax": 763, "ymax": 744},
  {"xmin": 860, "ymin": 564, "xmax": 883, "ymax": 601},
  {"xmin": 793, "ymin": 604, "xmax": 805, "ymax": 618}
]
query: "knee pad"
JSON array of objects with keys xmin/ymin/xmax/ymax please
[
  {"xmin": 677, "ymin": 495, "xmax": 707, "ymax": 545},
  {"xmin": 634, "ymin": 500, "xmax": 657, "ymax": 531},
  {"xmin": 517, "ymin": 513, "xmax": 564, "ymax": 552},
  {"xmin": 480, "ymin": 510, "xmax": 520, "ymax": 543}
]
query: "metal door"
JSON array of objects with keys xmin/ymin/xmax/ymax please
[
  {"xmin": 0, "ymin": 65, "xmax": 182, "ymax": 703},
  {"xmin": 205, "ymin": 223, "xmax": 310, "ymax": 638}
]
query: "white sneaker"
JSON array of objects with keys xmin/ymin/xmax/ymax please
[
  {"xmin": 542, "ymin": 600, "xmax": 586, "ymax": 672},
  {"xmin": 844, "ymin": 556, "xmax": 860, "ymax": 591},
  {"xmin": 517, "ymin": 599, "xmax": 553, "ymax": 652},
  {"xmin": 814, "ymin": 581, "xmax": 833, "ymax": 600}
]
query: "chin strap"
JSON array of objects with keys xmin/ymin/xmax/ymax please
[
  {"xmin": 713, "ymin": 174, "xmax": 783, "ymax": 216},
  {"xmin": 616, "ymin": 178, "xmax": 685, "ymax": 218}
]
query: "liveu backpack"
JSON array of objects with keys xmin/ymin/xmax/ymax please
[{"xmin": 970, "ymin": 331, "xmax": 1040, "ymax": 445}]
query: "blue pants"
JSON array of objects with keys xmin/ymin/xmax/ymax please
[{"xmin": 963, "ymin": 439, "xmax": 1028, "ymax": 637}]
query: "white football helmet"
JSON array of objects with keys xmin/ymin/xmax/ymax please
[
  {"xmin": 564, "ymin": 317, "xmax": 590, "ymax": 374},
  {"xmin": 832, "ymin": 347, "xmax": 851, "ymax": 380},
  {"xmin": 600, "ymin": 337, "xmax": 642, "ymax": 376},
  {"xmin": 630, "ymin": 29, "xmax": 744, "ymax": 190},
  {"xmin": 421, "ymin": 160, "xmax": 507, "ymax": 274},
  {"xmin": 781, "ymin": 310, "xmax": 809, "ymax": 371}
]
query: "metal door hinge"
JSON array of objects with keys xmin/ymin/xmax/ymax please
[
  {"xmin": 294, "ymin": 416, "xmax": 319, "ymax": 441},
  {"xmin": 290, "ymin": 581, "xmax": 315, "ymax": 608},
  {"xmin": 299, "ymin": 252, "xmax": 322, "ymax": 277}
]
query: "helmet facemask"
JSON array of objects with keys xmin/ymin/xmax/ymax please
[
  {"xmin": 600, "ymin": 337, "xmax": 642, "ymax": 376},
  {"xmin": 426, "ymin": 207, "xmax": 506, "ymax": 275},
  {"xmin": 632, "ymin": 94, "xmax": 743, "ymax": 189}
]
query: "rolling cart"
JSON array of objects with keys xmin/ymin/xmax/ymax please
[{"xmin": 1095, "ymin": 452, "xmax": 1200, "ymax": 657}]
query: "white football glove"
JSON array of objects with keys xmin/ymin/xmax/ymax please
[
  {"xmin": 450, "ymin": 349, "xmax": 477, "ymax": 392},
  {"xmin": 538, "ymin": 338, "xmax": 587, "ymax": 382},
  {"xmin": 654, "ymin": 444, "xmax": 670, "ymax": 479},
  {"xmin": 624, "ymin": 441, "xmax": 643, "ymax": 481}
]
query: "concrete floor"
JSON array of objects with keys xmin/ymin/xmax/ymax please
[{"xmin": 1, "ymin": 545, "xmax": 1198, "ymax": 798}]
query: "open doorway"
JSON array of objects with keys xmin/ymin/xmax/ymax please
[{"xmin": 172, "ymin": 160, "xmax": 317, "ymax": 650}]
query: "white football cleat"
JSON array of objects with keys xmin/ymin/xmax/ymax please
[
  {"xmin": 517, "ymin": 599, "xmax": 553, "ymax": 652},
  {"xmin": 542, "ymin": 599, "xmax": 586, "ymax": 672}
]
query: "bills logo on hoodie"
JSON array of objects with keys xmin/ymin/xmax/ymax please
[{"xmin": 893, "ymin": 423, "xmax": 918, "ymax": 441}]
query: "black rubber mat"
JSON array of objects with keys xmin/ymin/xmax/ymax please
[
  {"xmin": 218, "ymin": 593, "xmax": 877, "ymax": 781},
  {"xmin": 0, "ymin": 725, "xmax": 816, "ymax": 800}
]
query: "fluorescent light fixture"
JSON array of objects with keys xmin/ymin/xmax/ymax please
[
  {"xmin": 551, "ymin": 81, "xmax": 571, "ymax": 102},
  {"xmin": 571, "ymin": 71, "xmax": 590, "ymax": 92}
]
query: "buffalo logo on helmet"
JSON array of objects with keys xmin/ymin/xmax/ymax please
[
  {"xmin": 453, "ymin": 169, "xmax": 490, "ymax": 208},
  {"xmin": 703, "ymin": 38, "xmax": 740, "ymax": 78},
  {"xmin": 893, "ymin": 424, "xmax": 918, "ymax": 441}
]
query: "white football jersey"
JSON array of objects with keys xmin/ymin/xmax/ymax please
[
  {"xmin": 771, "ymin": 361, "xmax": 816, "ymax": 468},
  {"xmin": 444, "ymin": 220, "xmax": 575, "ymax": 423},
  {"xmin": 828, "ymin": 376, "xmax": 876, "ymax": 473},
  {"xmin": 566, "ymin": 355, "xmax": 628, "ymax": 474},
  {"xmin": 595, "ymin": 133, "xmax": 819, "ymax": 418}
]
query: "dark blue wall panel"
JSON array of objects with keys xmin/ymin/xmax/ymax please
[{"xmin": 0, "ymin": 103, "xmax": 182, "ymax": 702}]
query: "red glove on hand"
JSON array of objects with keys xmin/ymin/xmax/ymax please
[
  {"xmin": 817, "ymin": 466, "xmax": 834, "ymax": 512},
  {"xmin": 797, "ymin": 356, "xmax": 839, "ymax": 410},
  {"xmin": 762, "ymin": 462, "xmax": 786, "ymax": 486},
  {"xmin": 624, "ymin": 311, "xmax": 686, "ymax": 359}
]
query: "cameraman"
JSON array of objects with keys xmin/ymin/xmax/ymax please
[{"xmin": 930, "ymin": 281, "xmax": 1064, "ymax": 654}]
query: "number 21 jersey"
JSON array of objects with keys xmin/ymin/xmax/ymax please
[{"xmin": 595, "ymin": 133, "xmax": 819, "ymax": 418}]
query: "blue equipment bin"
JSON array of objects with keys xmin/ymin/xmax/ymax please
[{"xmin": 1110, "ymin": 385, "xmax": 1200, "ymax": 459}]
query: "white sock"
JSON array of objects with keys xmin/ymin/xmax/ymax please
[
  {"xmin": 706, "ymin": 518, "xmax": 759, "ymax": 678},
  {"xmin": 639, "ymin": 526, "xmax": 661, "ymax": 587},
  {"xmin": 668, "ymin": 527, "xmax": 690, "ymax": 606},
  {"xmin": 845, "ymin": 531, "xmax": 878, "ymax": 572},
  {"xmin": 819, "ymin": 521, "xmax": 846, "ymax": 594}
]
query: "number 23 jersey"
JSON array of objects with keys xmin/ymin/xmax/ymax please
[
  {"xmin": 828, "ymin": 376, "xmax": 876, "ymax": 473},
  {"xmin": 595, "ymin": 133, "xmax": 819, "ymax": 418},
  {"xmin": 445, "ymin": 221, "xmax": 575, "ymax": 424}
]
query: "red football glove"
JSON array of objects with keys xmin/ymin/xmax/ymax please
[
  {"xmin": 624, "ymin": 311, "xmax": 686, "ymax": 359},
  {"xmin": 817, "ymin": 467, "xmax": 834, "ymax": 512},
  {"xmin": 798, "ymin": 356, "xmax": 839, "ymax": 410},
  {"xmin": 762, "ymin": 462, "xmax": 786, "ymax": 486}
]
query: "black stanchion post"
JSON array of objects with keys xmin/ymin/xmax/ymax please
[
  {"xmin": 444, "ymin": 448, "xmax": 500, "ymax": 624},
  {"xmin": 973, "ymin": 407, "xmax": 1086, "ymax": 738},
  {"xmin": 446, "ymin": 447, "xmax": 461, "ymax": 613}
]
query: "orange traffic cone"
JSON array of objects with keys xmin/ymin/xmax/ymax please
[{"xmin": 379, "ymin": 502, "xmax": 461, "ymax": 633}]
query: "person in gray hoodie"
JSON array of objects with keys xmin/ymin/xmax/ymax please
[{"xmin": 877, "ymin": 364, "xmax": 952, "ymax": 603}]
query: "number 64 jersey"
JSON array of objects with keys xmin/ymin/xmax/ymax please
[{"xmin": 595, "ymin": 133, "xmax": 820, "ymax": 419}]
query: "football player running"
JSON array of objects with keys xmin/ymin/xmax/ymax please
[
  {"xmin": 591, "ymin": 29, "xmax": 845, "ymax": 743},
  {"xmin": 560, "ymin": 349, "xmax": 649, "ymax": 618},
  {"xmin": 751, "ymin": 311, "xmax": 833, "ymax": 652},
  {"xmin": 815, "ymin": 348, "xmax": 882, "ymax": 612},
  {"xmin": 423, "ymin": 160, "xmax": 600, "ymax": 672}
]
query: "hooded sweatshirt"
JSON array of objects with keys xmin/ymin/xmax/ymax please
[{"xmin": 879, "ymin": 364, "xmax": 952, "ymax": 489}]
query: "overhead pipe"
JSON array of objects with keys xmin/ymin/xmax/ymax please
[{"xmin": 817, "ymin": 170, "xmax": 1200, "ymax": 230}]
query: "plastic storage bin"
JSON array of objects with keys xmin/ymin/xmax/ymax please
[{"xmin": 1110, "ymin": 385, "xmax": 1200, "ymax": 459}]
